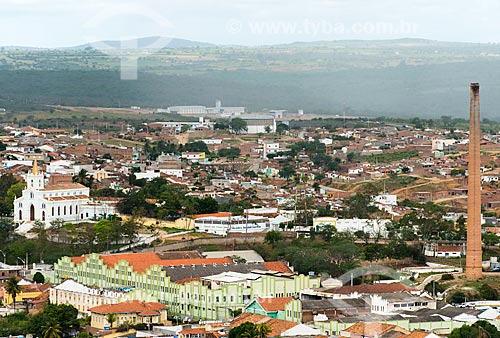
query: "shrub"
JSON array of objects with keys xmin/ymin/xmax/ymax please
[{"xmin": 441, "ymin": 273, "xmax": 454, "ymax": 281}]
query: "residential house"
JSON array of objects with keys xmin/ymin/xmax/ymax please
[{"xmin": 89, "ymin": 300, "xmax": 168, "ymax": 330}]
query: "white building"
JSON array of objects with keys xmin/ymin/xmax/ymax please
[
  {"xmin": 482, "ymin": 175, "xmax": 499, "ymax": 183},
  {"xmin": 194, "ymin": 215, "xmax": 270, "ymax": 236},
  {"xmin": 13, "ymin": 161, "xmax": 117, "ymax": 231},
  {"xmin": 370, "ymin": 293, "xmax": 436, "ymax": 314},
  {"xmin": 181, "ymin": 152, "xmax": 206, "ymax": 162},
  {"xmin": 313, "ymin": 217, "xmax": 391, "ymax": 237},
  {"xmin": 238, "ymin": 115, "xmax": 276, "ymax": 134},
  {"xmin": 432, "ymin": 139, "xmax": 456, "ymax": 151},
  {"xmin": 50, "ymin": 279, "xmax": 125, "ymax": 314},
  {"xmin": 424, "ymin": 244, "xmax": 464, "ymax": 258},
  {"xmin": 167, "ymin": 106, "xmax": 208, "ymax": 115},
  {"xmin": 201, "ymin": 139, "xmax": 223, "ymax": 145}
]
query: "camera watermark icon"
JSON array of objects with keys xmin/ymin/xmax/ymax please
[
  {"xmin": 83, "ymin": 4, "xmax": 173, "ymax": 80},
  {"xmin": 337, "ymin": 265, "xmax": 414, "ymax": 287}
]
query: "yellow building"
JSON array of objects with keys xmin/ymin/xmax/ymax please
[
  {"xmin": 90, "ymin": 300, "xmax": 168, "ymax": 330},
  {"xmin": 3, "ymin": 282, "xmax": 52, "ymax": 305}
]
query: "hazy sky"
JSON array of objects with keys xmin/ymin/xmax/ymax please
[{"xmin": 2, "ymin": 0, "xmax": 500, "ymax": 47}]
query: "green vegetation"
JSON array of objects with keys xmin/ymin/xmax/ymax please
[
  {"xmin": 4, "ymin": 40, "xmax": 500, "ymax": 117},
  {"xmin": 229, "ymin": 322, "xmax": 271, "ymax": 338},
  {"xmin": 0, "ymin": 304, "xmax": 79, "ymax": 336},
  {"xmin": 449, "ymin": 321, "xmax": 500, "ymax": 338},
  {"xmin": 228, "ymin": 118, "xmax": 248, "ymax": 134},
  {"xmin": 218, "ymin": 147, "xmax": 242, "ymax": 159},
  {"xmin": 118, "ymin": 178, "xmax": 219, "ymax": 219},
  {"xmin": 33, "ymin": 271, "xmax": 45, "ymax": 284},
  {"xmin": 361, "ymin": 150, "xmax": 420, "ymax": 164},
  {"xmin": 387, "ymin": 202, "xmax": 457, "ymax": 241},
  {"xmin": 143, "ymin": 140, "xmax": 208, "ymax": 161},
  {"xmin": 255, "ymin": 235, "xmax": 422, "ymax": 277}
]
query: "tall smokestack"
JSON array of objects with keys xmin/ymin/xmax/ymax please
[{"xmin": 466, "ymin": 82, "xmax": 482, "ymax": 279}]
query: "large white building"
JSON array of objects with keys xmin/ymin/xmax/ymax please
[
  {"xmin": 238, "ymin": 115, "xmax": 276, "ymax": 134},
  {"xmin": 14, "ymin": 161, "xmax": 117, "ymax": 232},
  {"xmin": 313, "ymin": 217, "xmax": 391, "ymax": 237},
  {"xmin": 194, "ymin": 214, "xmax": 270, "ymax": 236}
]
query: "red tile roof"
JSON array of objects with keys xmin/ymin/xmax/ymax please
[
  {"xmin": 70, "ymin": 253, "xmax": 233, "ymax": 274},
  {"xmin": 435, "ymin": 245, "xmax": 462, "ymax": 252},
  {"xmin": 256, "ymin": 297, "xmax": 293, "ymax": 312},
  {"xmin": 345, "ymin": 322, "xmax": 409, "ymax": 336},
  {"xmin": 90, "ymin": 300, "xmax": 167, "ymax": 316},
  {"xmin": 263, "ymin": 261, "xmax": 293, "ymax": 274},
  {"xmin": 193, "ymin": 212, "xmax": 232, "ymax": 219},
  {"xmin": 180, "ymin": 328, "xmax": 209, "ymax": 334},
  {"xmin": 231, "ymin": 313, "xmax": 297, "ymax": 337}
]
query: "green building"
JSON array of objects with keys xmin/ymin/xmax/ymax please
[{"xmin": 54, "ymin": 253, "xmax": 320, "ymax": 321}]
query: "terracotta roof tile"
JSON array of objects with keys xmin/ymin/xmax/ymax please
[
  {"xmin": 90, "ymin": 300, "xmax": 167, "ymax": 315},
  {"xmin": 231, "ymin": 313, "xmax": 297, "ymax": 337},
  {"xmin": 262, "ymin": 262, "xmax": 293, "ymax": 274},
  {"xmin": 345, "ymin": 322, "xmax": 409, "ymax": 336},
  {"xmin": 256, "ymin": 297, "xmax": 293, "ymax": 312},
  {"xmin": 42, "ymin": 183, "xmax": 88, "ymax": 191},
  {"xmin": 435, "ymin": 245, "xmax": 462, "ymax": 252},
  {"xmin": 404, "ymin": 331, "xmax": 432, "ymax": 338},
  {"xmin": 193, "ymin": 212, "xmax": 232, "ymax": 219},
  {"xmin": 70, "ymin": 253, "xmax": 233, "ymax": 274}
]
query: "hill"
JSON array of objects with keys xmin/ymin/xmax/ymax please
[
  {"xmin": 1, "ymin": 38, "xmax": 500, "ymax": 117},
  {"xmin": 68, "ymin": 36, "xmax": 215, "ymax": 50}
]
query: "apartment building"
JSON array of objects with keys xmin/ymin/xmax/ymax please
[{"xmin": 54, "ymin": 252, "xmax": 320, "ymax": 321}]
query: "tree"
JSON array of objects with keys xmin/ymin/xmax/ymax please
[
  {"xmin": 29, "ymin": 304, "xmax": 80, "ymax": 336},
  {"xmin": 184, "ymin": 141, "xmax": 209, "ymax": 153},
  {"xmin": 279, "ymin": 165, "xmax": 295, "ymax": 181},
  {"xmin": 4, "ymin": 276, "xmax": 21, "ymax": 312},
  {"xmin": 219, "ymin": 147, "xmax": 241, "ymax": 160},
  {"xmin": 72, "ymin": 169, "xmax": 93, "ymax": 188},
  {"xmin": 255, "ymin": 323, "xmax": 272, "ymax": 338},
  {"xmin": 344, "ymin": 184, "xmax": 380, "ymax": 218},
  {"xmin": 229, "ymin": 118, "xmax": 248, "ymax": 134},
  {"xmin": 346, "ymin": 152, "xmax": 355, "ymax": 162},
  {"xmin": 264, "ymin": 125, "xmax": 272, "ymax": 134},
  {"xmin": 42, "ymin": 321, "xmax": 62, "ymax": 338},
  {"xmin": 5, "ymin": 182, "xmax": 25, "ymax": 215},
  {"xmin": 450, "ymin": 291, "xmax": 466, "ymax": 304},
  {"xmin": 265, "ymin": 230, "xmax": 283, "ymax": 247},
  {"xmin": 449, "ymin": 321, "xmax": 500, "ymax": 338},
  {"xmin": 321, "ymin": 224, "xmax": 336, "ymax": 242},
  {"xmin": 482, "ymin": 233, "xmax": 500, "ymax": 248},
  {"xmin": 479, "ymin": 283, "xmax": 499, "ymax": 300},
  {"xmin": 33, "ymin": 271, "xmax": 45, "ymax": 284},
  {"xmin": 0, "ymin": 174, "xmax": 18, "ymax": 216},
  {"xmin": 229, "ymin": 322, "xmax": 271, "ymax": 338},
  {"xmin": 276, "ymin": 123, "xmax": 289, "ymax": 135},
  {"xmin": 106, "ymin": 312, "xmax": 117, "ymax": 329},
  {"xmin": 0, "ymin": 218, "xmax": 15, "ymax": 243}
]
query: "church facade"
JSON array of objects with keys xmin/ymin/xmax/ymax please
[{"xmin": 14, "ymin": 161, "xmax": 117, "ymax": 230}]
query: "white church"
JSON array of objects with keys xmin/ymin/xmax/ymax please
[{"xmin": 14, "ymin": 161, "xmax": 117, "ymax": 232}]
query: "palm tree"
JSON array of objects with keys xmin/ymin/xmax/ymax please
[
  {"xmin": 4, "ymin": 276, "xmax": 21, "ymax": 312},
  {"xmin": 106, "ymin": 312, "xmax": 117, "ymax": 329},
  {"xmin": 73, "ymin": 169, "xmax": 93, "ymax": 188},
  {"xmin": 255, "ymin": 323, "xmax": 272, "ymax": 338},
  {"xmin": 42, "ymin": 322, "xmax": 62, "ymax": 338}
]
